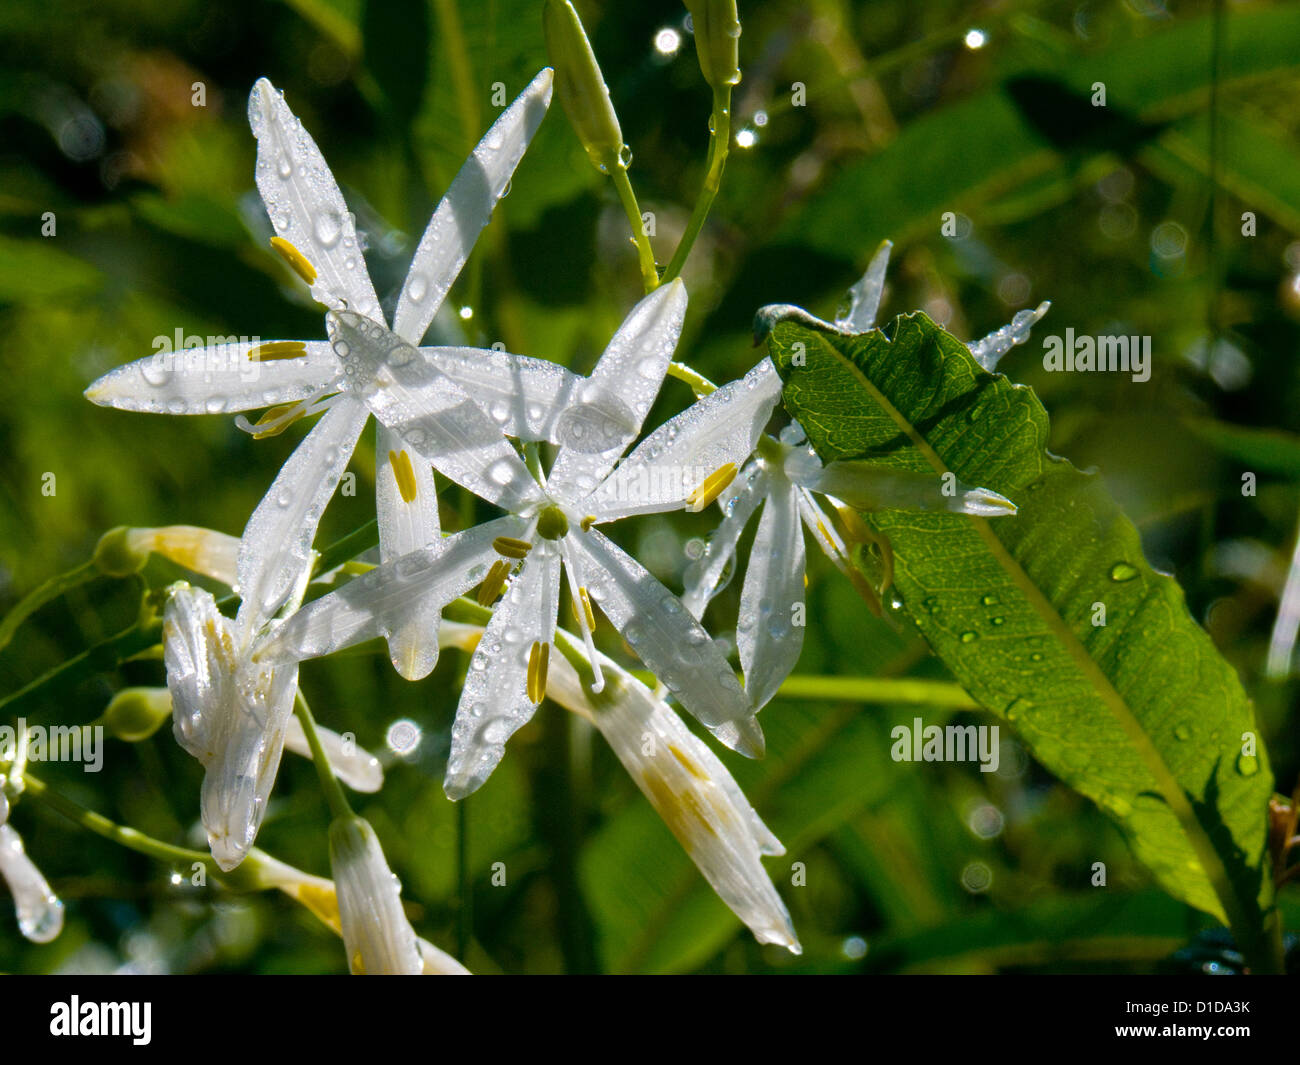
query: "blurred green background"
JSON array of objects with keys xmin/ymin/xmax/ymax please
[{"xmin": 2, "ymin": 0, "xmax": 1300, "ymax": 973}]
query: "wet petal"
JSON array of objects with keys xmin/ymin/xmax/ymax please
[
  {"xmin": 682, "ymin": 463, "xmax": 768, "ymax": 619},
  {"xmin": 330, "ymin": 311, "xmax": 543, "ymax": 513},
  {"xmin": 0, "ymin": 824, "xmax": 64, "ymax": 943},
  {"xmin": 967, "ymin": 301, "xmax": 1051, "ymax": 372},
  {"xmin": 237, "ymin": 396, "xmax": 369, "ymax": 628},
  {"xmin": 737, "ymin": 477, "xmax": 806, "ymax": 711},
  {"xmin": 393, "ymin": 69, "xmax": 554, "ymax": 344},
  {"xmin": 328, "ymin": 816, "xmax": 423, "ymax": 974},
  {"xmin": 589, "ymin": 357, "xmax": 781, "ymax": 520},
  {"xmin": 127, "ymin": 525, "xmax": 241, "ymax": 588},
  {"xmin": 809, "ymin": 461, "xmax": 1016, "ymax": 517},
  {"xmin": 418, "ymin": 937, "xmax": 472, "ymax": 974},
  {"xmin": 84, "ymin": 340, "xmax": 338, "ymax": 415},
  {"xmin": 565, "ymin": 527, "xmax": 764, "ymax": 757},
  {"xmin": 425, "ymin": 346, "xmax": 584, "ymax": 443},
  {"xmin": 248, "ymin": 79, "xmax": 382, "ymax": 319},
  {"xmin": 836, "ymin": 239, "xmax": 892, "ymax": 332},
  {"xmin": 254, "ymin": 516, "xmax": 527, "ymax": 666},
  {"xmin": 445, "ymin": 541, "xmax": 561, "ymax": 799},
  {"xmin": 547, "ymin": 280, "xmax": 688, "ymax": 502},
  {"xmin": 376, "ymin": 425, "xmax": 442, "ymax": 680}
]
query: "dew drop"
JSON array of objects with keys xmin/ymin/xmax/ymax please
[
  {"xmin": 1173, "ymin": 725, "xmax": 1192, "ymax": 741},
  {"xmin": 407, "ymin": 274, "xmax": 428, "ymax": 303},
  {"xmin": 314, "ymin": 211, "xmax": 342, "ymax": 248},
  {"xmin": 618, "ymin": 145, "xmax": 633, "ymax": 168},
  {"xmin": 980, "ymin": 594, "xmax": 998, "ymax": 606},
  {"xmin": 1236, "ymin": 752, "xmax": 1260, "ymax": 777},
  {"xmin": 276, "ymin": 152, "xmax": 293, "ymax": 178},
  {"xmin": 959, "ymin": 631, "xmax": 978, "ymax": 643},
  {"xmin": 1109, "ymin": 562, "xmax": 1139, "ymax": 582},
  {"xmin": 990, "ymin": 616, "xmax": 1004, "ymax": 626}
]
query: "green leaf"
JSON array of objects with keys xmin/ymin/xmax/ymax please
[{"xmin": 763, "ymin": 308, "xmax": 1278, "ymax": 969}]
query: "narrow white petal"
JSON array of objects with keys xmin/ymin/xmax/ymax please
[
  {"xmin": 1267, "ymin": 514, "xmax": 1300, "ymax": 678},
  {"xmin": 248, "ymin": 78, "xmax": 382, "ymax": 319},
  {"xmin": 809, "ymin": 461, "xmax": 1016, "ymax": 517},
  {"xmin": 330, "ymin": 311, "xmax": 543, "ymax": 512},
  {"xmin": 737, "ymin": 477, "xmax": 806, "ymax": 711},
  {"xmin": 565, "ymin": 528, "xmax": 764, "ymax": 757},
  {"xmin": 967, "ymin": 301, "xmax": 1051, "ymax": 371},
  {"xmin": 284, "ymin": 716, "xmax": 384, "ymax": 793},
  {"xmin": 394, "ymin": 69, "xmax": 555, "ymax": 344},
  {"xmin": 329, "ymin": 817, "xmax": 423, "ymax": 974},
  {"xmin": 589, "ymin": 357, "xmax": 781, "ymax": 520},
  {"xmin": 836, "ymin": 239, "xmax": 892, "ymax": 332},
  {"xmin": 236, "ymin": 396, "xmax": 369, "ymax": 628},
  {"xmin": 376, "ymin": 425, "xmax": 442, "ymax": 680},
  {"xmin": 254, "ymin": 517, "xmax": 527, "ymax": 666},
  {"xmin": 547, "ymin": 657, "xmax": 798, "ymax": 952},
  {"xmin": 84, "ymin": 340, "xmax": 338, "ymax": 415},
  {"xmin": 424, "ymin": 346, "xmax": 585, "ymax": 443},
  {"xmin": 445, "ymin": 541, "xmax": 561, "ymax": 799},
  {"xmin": 418, "ymin": 937, "xmax": 472, "ymax": 974},
  {"xmin": 0, "ymin": 825, "xmax": 64, "ymax": 943},
  {"xmin": 682, "ymin": 463, "xmax": 768, "ymax": 619},
  {"xmin": 547, "ymin": 281, "xmax": 688, "ymax": 502}
]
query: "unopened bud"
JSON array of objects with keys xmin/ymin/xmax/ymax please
[
  {"xmin": 92, "ymin": 526, "xmax": 149, "ymax": 577},
  {"xmin": 684, "ymin": 0, "xmax": 742, "ymax": 89},
  {"xmin": 544, "ymin": 0, "xmax": 626, "ymax": 173},
  {"xmin": 103, "ymin": 687, "xmax": 173, "ymax": 742}
]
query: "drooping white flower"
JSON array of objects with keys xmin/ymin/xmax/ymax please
[
  {"xmin": 282, "ymin": 717, "xmax": 383, "ymax": 793},
  {"xmin": 328, "ymin": 816, "xmax": 423, "ymax": 975},
  {"xmin": 0, "ymin": 822, "xmax": 64, "ymax": 944},
  {"xmin": 86, "ymin": 70, "xmax": 567, "ymax": 677},
  {"xmin": 258, "ymin": 281, "xmax": 780, "ymax": 798}
]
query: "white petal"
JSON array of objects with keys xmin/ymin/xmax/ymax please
[
  {"xmin": 682, "ymin": 463, "xmax": 768, "ymax": 619},
  {"xmin": 1267, "ymin": 515, "xmax": 1300, "ymax": 678},
  {"xmin": 254, "ymin": 517, "xmax": 527, "ymax": 666},
  {"xmin": 445, "ymin": 541, "xmax": 560, "ymax": 799},
  {"xmin": 330, "ymin": 311, "xmax": 543, "ymax": 513},
  {"xmin": 424, "ymin": 346, "xmax": 585, "ymax": 443},
  {"xmin": 0, "ymin": 824, "xmax": 64, "ymax": 943},
  {"xmin": 546, "ymin": 280, "xmax": 688, "ymax": 503},
  {"xmin": 393, "ymin": 69, "xmax": 554, "ymax": 344},
  {"xmin": 163, "ymin": 584, "xmax": 299, "ymax": 871},
  {"xmin": 809, "ymin": 461, "xmax": 1016, "ymax": 517},
  {"xmin": 737, "ymin": 477, "xmax": 806, "ymax": 711},
  {"xmin": 589, "ymin": 357, "xmax": 781, "ymax": 520},
  {"xmin": 376, "ymin": 425, "xmax": 443, "ymax": 680},
  {"xmin": 248, "ymin": 78, "xmax": 382, "ymax": 320},
  {"xmin": 84, "ymin": 340, "xmax": 338, "ymax": 415},
  {"xmin": 967, "ymin": 301, "xmax": 1051, "ymax": 371},
  {"xmin": 836, "ymin": 239, "xmax": 892, "ymax": 332},
  {"xmin": 547, "ymin": 657, "xmax": 798, "ymax": 951},
  {"xmin": 565, "ymin": 527, "xmax": 764, "ymax": 757},
  {"xmin": 328, "ymin": 817, "xmax": 423, "ymax": 974},
  {"xmin": 236, "ymin": 396, "xmax": 369, "ymax": 628},
  {"xmin": 283, "ymin": 716, "xmax": 384, "ymax": 793},
  {"xmin": 418, "ymin": 937, "xmax": 472, "ymax": 975}
]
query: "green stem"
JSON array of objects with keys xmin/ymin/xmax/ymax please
[
  {"xmin": 0, "ymin": 560, "xmax": 98, "ymax": 653},
  {"xmin": 662, "ymin": 85, "xmax": 732, "ymax": 283},
  {"xmin": 776, "ymin": 674, "xmax": 980, "ymax": 708},
  {"xmin": 312, "ymin": 519, "xmax": 379, "ymax": 580},
  {"xmin": 609, "ymin": 164, "xmax": 659, "ymax": 293},
  {"xmin": 294, "ymin": 692, "xmax": 353, "ymax": 821}
]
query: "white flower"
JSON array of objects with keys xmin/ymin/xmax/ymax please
[
  {"xmin": 328, "ymin": 816, "xmax": 423, "ymax": 975},
  {"xmin": 546, "ymin": 647, "xmax": 801, "ymax": 953},
  {"xmin": 0, "ymin": 821, "xmax": 64, "ymax": 944},
  {"xmin": 259, "ymin": 281, "xmax": 780, "ymax": 798},
  {"xmin": 283, "ymin": 717, "xmax": 383, "ymax": 793},
  {"xmin": 686, "ymin": 242, "xmax": 1031, "ymax": 711},
  {"xmin": 86, "ymin": 71, "xmax": 566, "ymax": 675}
]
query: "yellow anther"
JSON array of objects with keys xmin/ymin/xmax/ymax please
[
  {"xmin": 578, "ymin": 587, "xmax": 595, "ymax": 631},
  {"xmin": 580, "ymin": 515, "xmax": 596, "ymax": 531},
  {"xmin": 527, "ymin": 640, "xmax": 550, "ymax": 704},
  {"xmin": 250, "ymin": 402, "xmax": 307, "ymax": 439},
  {"xmin": 476, "ymin": 559, "xmax": 511, "ymax": 607},
  {"xmin": 270, "ymin": 236, "xmax": 317, "ymax": 285},
  {"xmin": 248, "ymin": 340, "xmax": 308, "ymax": 362},
  {"xmin": 388, "ymin": 449, "xmax": 418, "ymax": 504},
  {"xmin": 492, "ymin": 536, "xmax": 533, "ymax": 560},
  {"xmin": 686, "ymin": 463, "xmax": 738, "ymax": 512}
]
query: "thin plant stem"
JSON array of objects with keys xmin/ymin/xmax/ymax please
[
  {"xmin": 294, "ymin": 692, "xmax": 353, "ymax": 822},
  {"xmin": 662, "ymin": 85, "xmax": 732, "ymax": 283},
  {"xmin": 609, "ymin": 164, "xmax": 660, "ymax": 293},
  {"xmin": 0, "ymin": 560, "xmax": 98, "ymax": 653}
]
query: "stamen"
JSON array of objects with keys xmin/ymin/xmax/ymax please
[
  {"xmin": 270, "ymin": 236, "xmax": 318, "ymax": 285},
  {"xmin": 526, "ymin": 641, "xmax": 550, "ymax": 704},
  {"xmin": 247, "ymin": 402, "xmax": 308, "ymax": 439},
  {"xmin": 686, "ymin": 463, "xmax": 738, "ymax": 512},
  {"xmin": 580, "ymin": 515, "xmax": 596, "ymax": 531},
  {"xmin": 389, "ymin": 449, "xmax": 418, "ymax": 503},
  {"xmin": 476, "ymin": 560, "xmax": 511, "ymax": 607},
  {"xmin": 578, "ymin": 587, "xmax": 596, "ymax": 632},
  {"xmin": 248, "ymin": 340, "xmax": 308, "ymax": 362},
  {"xmin": 492, "ymin": 536, "xmax": 533, "ymax": 560}
]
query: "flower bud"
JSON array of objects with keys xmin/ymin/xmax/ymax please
[
  {"xmin": 684, "ymin": 0, "xmax": 742, "ymax": 89},
  {"xmin": 544, "ymin": 0, "xmax": 627, "ymax": 173},
  {"xmin": 92, "ymin": 526, "xmax": 148, "ymax": 577},
  {"xmin": 103, "ymin": 687, "xmax": 173, "ymax": 742},
  {"xmin": 328, "ymin": 816, "xmax": 423, "ymax": 975}
]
